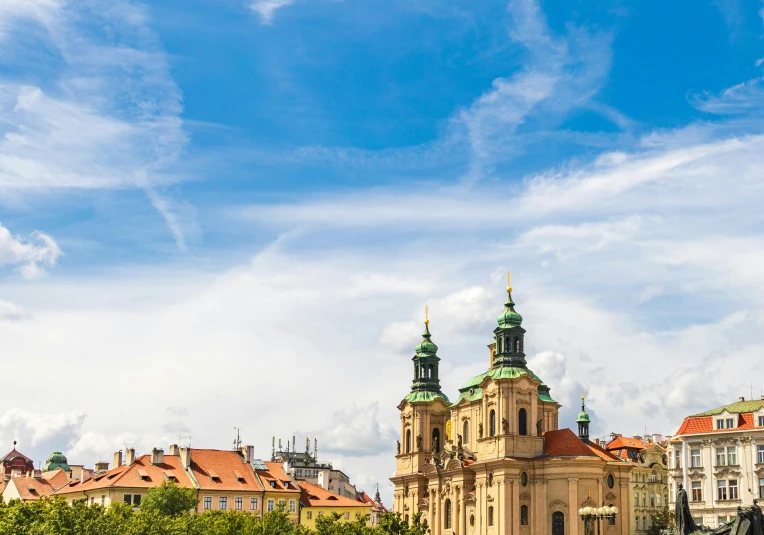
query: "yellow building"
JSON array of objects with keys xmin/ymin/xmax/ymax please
[
  {"xmin": 298, "ymin": 480, "xmax": 372, "ymax": 529},
  {"xmin": 391, "ymin": 278, "xmax": 633, "ymax": 535},
  {"xmin": 605, "ymin": 435, "xmax": 669, "ymax": 533}
]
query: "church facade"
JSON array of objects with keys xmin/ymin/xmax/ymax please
[{"xmin": 391, "ymin": 280, "xmax": 633, "ymax": 535}]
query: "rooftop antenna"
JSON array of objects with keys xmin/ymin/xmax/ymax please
[
  {"xmin": 272, "ymin": 437, "xmax": 276, "ymax": 460},
  {"xmin": 177, "ymin": 435, "xmax": 191, "ymax": 448},
  {"xmin": 233, "ymin": 427, "xmax": 242, "ymax": 451}
]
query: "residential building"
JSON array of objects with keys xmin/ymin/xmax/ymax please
[
  {"xmin": 605, "ymin": 434, "xmax": 669, "ymax": 533},
  {"xmin": 391, "ymin": 279, "xmax": 633, "ymax": 535},
  {"xmin": 1, "ymin": 468, "xmax": 70, "ymax": 503},
  {"xmin": 54, "ymin": 445, "xmax": 299, "ymax": 521},
  {"xmin": 298, "ymin": 480, "xmax": 372, "ymax": 530},
  {"xmin": 667, "ymin": 398, "xmax": 764, "ymax": 529},
  {"xmin": 1, "ymin": 442, "xmax": 35, "ymax": 476},
  {"xmin": 357, "ymin": 489, "xmax": 388, "ymax": 527}
]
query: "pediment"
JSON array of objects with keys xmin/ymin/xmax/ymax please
[
  {"xmin": 423, "ymin": 464, "xmax": 439, "ymax": 477},
  {"xmin": 445, "ymin": 459, "xmax": 463, "ymax": 471},
  {"xmin": 549, "ymin": 500, "xmax": 568, "ymax": 511},
  {"xmin": 605, "ymin": 492, "xmax": 617, "ymax": 501},
  {"xmin": 520, "ymin": 492, "xmax": 530, "ymax": 500}
]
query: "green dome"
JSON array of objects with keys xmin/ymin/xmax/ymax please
[
  {"xmin": 497, "ymin": 293, "xmax": 523, "ymax": 327},
  {"xmin": 43, "ymin": 451, "xmax": 70, "ymax": 472},
  {"xmin": 577, "ymin": 410, "xmax": 590, "ymax": 423},
  {"xmin": 414, "ymin": 323, "xmax": 438, "ymax": 355}
]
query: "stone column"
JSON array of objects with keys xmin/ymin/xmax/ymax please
[
  {"xmin": 568, "ymin": 478, "xmax": 579, "ymax": 535},
  {"xmin": 428, "ymin": 489, "xmax": 434, "ymax": 533},
  {"xmin": 504, "ymin": 478, "xmax": 513, "ymax": 534},
  {"xmin": 434, "ymin": 492, "xmax": 440, "ymax": 535},
  {"xmin": 620, "ymin": 480, "xmax": 629, "ymax": 535},
  {"xmin": 456, "ymin": 486, "xmax": 464, "ymax": 535}
]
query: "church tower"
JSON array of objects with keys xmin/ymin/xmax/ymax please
[{"xmin": 392, "ymin": 309, "xmax": 451, "ymax": 522}]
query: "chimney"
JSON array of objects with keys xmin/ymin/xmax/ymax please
[
  {"xmin": 241, "ymin": 445, "xmax": 254, "ymax": 464},
  {"xmin": 168, "ymin": 444, "xmax": 179, "ymax": 456},
  {"xmin": 179, "ymin": 447, "xmax": 191, "ymax": 469},
  {"xmin": 151, "ymin": 448, "xmax": 164, "ymax": 466},
  {"xmin": 126, "ymin": 448, "xmax": 136, "ymax": 466},
  {"xmin": 95, "ymin": 461, "xmax": 109, "ymax": 473},
  {"xmin": 113, "ymin": 451, "xmax": 123, "ymax": 469}
]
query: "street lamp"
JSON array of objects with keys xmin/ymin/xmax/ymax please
[{"xmin": 579, "ymin": 505, "xmax": 618, "ymax": 535}]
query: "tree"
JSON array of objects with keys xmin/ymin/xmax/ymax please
[
  {"xmin": 376, "ymin": 512, "xmax": 429, "ymax": 535},
  {"xmin": 139, "ymin": 481, "xmax": 199, "ymax": 518},
  {"xmin": 647, "ymin": 506, "xmax": 672, "ymax": 535}
]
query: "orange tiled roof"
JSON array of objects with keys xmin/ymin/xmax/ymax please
[
  {"xmin": 40, "ymin": 468, "xmax": 70, "ymax": 491},
  {"xmin": 542, "ymin": 429, "xmax": 607, "ymax": 459},
  {"xmin": 7, "ymin": 475, "xmax": 57, "ymax": 500},
  {"xmin": 256, "ymin": 462, "xmax": 300, "ymax": 493},
  {"xmin": 189, "ymin": 449, "xmax": 262, "ymax": 491},
  {"xmin": 299, "ymin": 480, "xmax": 369, "ymax": 508},
  {"xmin": 357, "ymin": 491, "xmax": 388, "ymax": 512},
  {"xmin": 674, "ymin": 413, "xmax": 755, "ymax": 436},
  {"xmin": 606, "ymin": 436, "xmax": 649, "ymax": 450},
  {"xmin": 55, "ymin": 454, "xmax": 195, "ymax": 494},
  {"xmin": 586, "ymin": 441, "xmax": 621, "ymax": 461}
]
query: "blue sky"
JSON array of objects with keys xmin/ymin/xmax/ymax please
[{"xmin": 1, "ymin": 0, "xmax": 764, "ymax": 501}]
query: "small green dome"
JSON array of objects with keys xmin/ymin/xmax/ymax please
[
  {"xmin": 43, "ymin": 451, "xmax": 70, "ymax": 472},
  {"xmin": 415, "ymin": 323, "xmax": 438, "ymax": 355},
  {"xmin": 497, "ymin": 294, "xmax": 523, "ymax": 327},
  {"xmin": 577, "ymin": 410, "xmax": 590, "ymax": 423}
]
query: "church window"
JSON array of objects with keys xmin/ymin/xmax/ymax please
[
  {"xmin": 607, "ymin": 474, "xmax": 615, "ymax": 489},
  {"xmin": 521, "ymin": 472, "xmax": 528, "ymax": 486},
  {"xmin": 404, "ymin": 514, "xmax": 409, "ymax": 524},
  {"xmin": 432, "ymin": 428, "xmax": 441, "ymax": 453},
  {"xmin": 470, "ymin": 514, "xmax": 475, "ymax": 527},
  {"xmin": 405, "ymin": 430, "xmax": 411, "ymax": 453},
  {"xmin": 463, "ymin": 421, "xmax": 469, "ymax": 444},
  {"xmin": 444, "ymin": 499, "xmax": 452, "ymax": 529},
  {"xmin": 692, "ymin": 481, "xmax": 702, "ymax": 501},
  {"xmin": 650, "ymin": 493, "xmax": 654, "ymax": 507},
  {"xmin": 520, "ymin": 505, "xmax": 528, "ymax": 525},
  {"xmin": 518, "ymin": 408, "xmax": 527, "ymax": 436},
  {"xmin": 552, "ymin": 512, "xmax": 564, "ymax": 535},
  {"xmin": 488, "ymin": 472, "xmax": 493, "ymax": 487},
  {"xmin": 514, "ymin": 337, "xmax": 520, "ymax": 351},
  {"xmin": 690, "ymin": 449, "xmax": 701, "ymax": 467},
  {"xmin": 498, "ymin": 338, "xmax": 503, "ymax": 352},
  {"xmin": 488, "ymin": 506, "xmax": 494, "ymax": 526},
  {"xmin": 489, "ymin": 410, "xmax": 496, "ymax": 437}
]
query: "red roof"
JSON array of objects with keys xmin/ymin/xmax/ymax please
[
  {"xmin": 542, "ymin": 429, "xmax": 620, "ymax": 461},
  {"xmin": 256, "ymin": 462, "xmax": 300, "ymax": 493},
  {"xmin": 674, "ymin": 413, "xmax": 754, "ymax": 436},
  {"xmin": 299, "ymin": 480, "xmax": 369, "ymax": 508},
  {"xmin": 606, "ymin": 436, "xmax": 649, "ymax": 450},
  {"xmin": 357, "ymin": 491, "xmax": 388, "ymax": 512}
]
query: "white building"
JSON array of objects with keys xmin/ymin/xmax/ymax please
[{"xmin": 667, "ymin": 397, "xmax": 764, "ymax": 529}]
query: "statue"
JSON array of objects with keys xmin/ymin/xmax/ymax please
[
  {"xmin": 457, "ymin": 434, "xmax": 463, "ymax": 449},
  {"xmin": 433, "ymin": 435, "xmax": 439, "ymax": 453},
  {"xmin": 675, "ymin": 483, "xmax": 699, "ymax": 535},
  {"xmin": 502, "ymin": 417, "xmax": 509, "ymax": 434},
  {"xmin": 478, "ymin": 423, "xmax": 484, "ymax": 438},
  {"xmin": 537, "ymin": 419, "xmax": 543, "ymax": 436},
  {"xmin": 416, "ymin": 434, "xmax": 422, "ymax": 451},
  {"xmin": 584, "ymin": 516, "xmax": 596, "ymax": 535},
  {"xmin": 751, "ymin": 500, "xmax": 764, "ymax": 535},
  {"xmin": 396, "ymin": 440, "xmax": 400, "ymax": 454}
]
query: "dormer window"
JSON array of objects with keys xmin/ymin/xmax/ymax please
[
  {"xmin": 726, "ymin": 418, "xmax": 734, "ymax": 428},
  {"xmin": 759, "ymin": 416, "xmax": 764, "ymax": 427}
]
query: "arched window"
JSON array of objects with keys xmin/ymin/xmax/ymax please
[
  {"xmin": 488, "ymin": 506, "xmax": 494, "ymax": 526},
  {"xmin": 514, "ymin": 336, "xmax": 520, "ymax": 351},
  {"xmin": 432, "ymin": 428, "xmax": 440, "ymax": 453},
  {"xmin": 489, "ymin": 410, "xmax": 496, "ymax": 437},
  {"xmin": 444, "ymin": 499, "xmax": 452, "ymax": 529},
  {"xmin": 404, "ymin": 514, "xmax": 409, "ymax": 524},
  {"xmin": 552, "ymin": 512, "xmax": 564, "ymax": 535},
  {"xmin": 520, "ymin": 504, "xmax": 529, "ymax": 525},
  {"xmin": 415, "ymin": 364, "xmax": 419, "ymax": 379},
  {"xmin": 463, "ymin": 420, "xmax": 469, "ymax": 444},
  {"xmin": 405, "ymin": 430, "xmax": 411, "ymax": 453},
  {"xmin": 498, "ymin": 337, "xmax": 503, "ymax": 353},
  {"xmin": 518, "ymin": 408, "xmax": 528, "ymax": 436},
  {"xmin": 607, "ymin": 473, "xmax": 615, "ymax": 489},
  {"xmin": 428, "ymin": 365, "xmax": 433, "ymax": 378}
]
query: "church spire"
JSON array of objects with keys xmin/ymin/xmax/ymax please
[
  {"xmin": 409, "ymin": 306, "xmax": 444, "ymax": 398},
  {"xmin": 492, "ymin": 271, "xmax": 527, "ymax": 368},
  {"xmin": 577, "ymin": 388, "xmax": 591, "ymax": 443}
]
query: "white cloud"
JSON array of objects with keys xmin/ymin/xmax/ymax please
[
  {"xmin": 0, "ymin": 222, "xmax": 61, "ymax": 279},
  {"xmin": 249, "ymin": 0, "xmax": 296, "ymax": 24},
  {"xmin": 0, "ymin": 299, "xmax": 27, "ymax": 321},
  {"xmin": 0, "ymin": 1, "xmax": 190, "ymax": 248}
]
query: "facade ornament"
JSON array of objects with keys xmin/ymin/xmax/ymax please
[{"xmin": 502, "ymin": 418, "xmax": 509, "ymax": 434}]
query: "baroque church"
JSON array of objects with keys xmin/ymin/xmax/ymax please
[{"xmin": 391, "ymin": 277, "xmax": 633, "ymax": 535}]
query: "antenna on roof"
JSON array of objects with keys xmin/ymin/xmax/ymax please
[{"xmin": 233, "ymin": 428, "xmax": 242, "ymax": 451}]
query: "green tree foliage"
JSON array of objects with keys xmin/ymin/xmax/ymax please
[
  {"xmin": 647, "ymin": 506, "xmax": 673, "ymax": 535},
  {"xmin": 0, "ymin": 495, "xmax": 429, "ymax": 535},
  {"xmin": 139, "ymin": 481, "xmax": 199, "ymax": 518}
]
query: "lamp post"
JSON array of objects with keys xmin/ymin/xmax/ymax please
[{"xmin": 578, "ymin": 504, "xmax": 618, "ymax": 535}]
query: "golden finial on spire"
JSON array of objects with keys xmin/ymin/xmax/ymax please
[
  {"xmin": 424, "ymin": 305, "xmax": 430, "ymax": 325},
  {"xmin": 581, "ymin": 387, "xmax": 585, "ymax": 402},
  {"xmin": 506, "ymin": 271, "xmax": 512, "ymax": 294}
]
